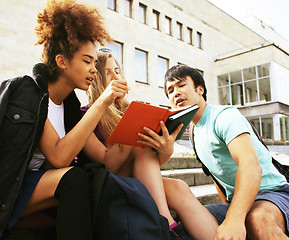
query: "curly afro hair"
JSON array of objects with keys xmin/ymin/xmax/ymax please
[{"xmin": 35, "ymin": 0, "xmax": 111, "ymax": 81}]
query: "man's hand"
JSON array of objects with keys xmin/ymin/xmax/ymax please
[
  {"xmin": 215, "ymin": 217, "xmax": 246, "ymax": 240},
  {"xmin": 136, "ymin": 121, "xmax": 183, "ymax": 166}
]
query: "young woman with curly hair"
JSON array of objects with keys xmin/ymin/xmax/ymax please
[
  {"xmin": 2, "ymin": 1, "xmax": 125, "ymax": 239},
  {"xmin": 79, "ymin": 51, "xmax": 218, "ymax": 240}
]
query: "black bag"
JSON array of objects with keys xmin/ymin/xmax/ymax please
[{"xmin": 88, "ymin": 165, "xmax": 170, "ymax": 240}]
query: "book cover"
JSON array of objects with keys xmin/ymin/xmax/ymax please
[
  {"xmin": 107, "ymin": 101, "xmax": 199, "ymax": 147},
  {"xmin": 162, "ymin": 104, "xmax": 199, "ymax": 141}
]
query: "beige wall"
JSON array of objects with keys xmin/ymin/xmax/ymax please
[
  {"xmin": 0, "ymin": 0, "xmax": 283, "ymax": 107},
  {"xmin": 0, "ymin": 0, "xmax": 45, "ymax": 79}
]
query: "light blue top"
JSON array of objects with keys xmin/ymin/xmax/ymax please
[{"xmin": 193, "ymin": 104, "xmax": 287, "ymax": 201}]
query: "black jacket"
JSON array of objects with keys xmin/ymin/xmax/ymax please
[
  {"xmin": 0, "ymin": 68, "xmax": 48, "ymax": 237},
  {"xmin": 0, "ymin": 63, "xmax": 82, "ymax": 237}
]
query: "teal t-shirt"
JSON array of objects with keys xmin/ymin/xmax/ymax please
[{"xmin": 193, "ymin": 104, "xmax": 287, "ymax": 201}]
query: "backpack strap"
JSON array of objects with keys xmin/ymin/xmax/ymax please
[
  {"xmin": 247, "ymin": 121, "xmax": 289, "ymax": 182},
  {"xmin": 189, "ymin": 124, "xmax": 227, "ymax": 198}
]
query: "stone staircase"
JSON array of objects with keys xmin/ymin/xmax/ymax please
[{"xmin": 161, "ymin": 144, "xmax": 222, "ymax": 205}]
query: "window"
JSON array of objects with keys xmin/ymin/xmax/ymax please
[
  {"xmin": 108, "ymin": 0, "xmax": 117, "ymax": 11},
  {"xmin": 124, "ymin": 0, "xmax": 132, "ymax": 18},
  {"xmin": 248, "ymin": 117, "xmax": 261, "ymax": 136},
  {"xmin": 218, "ymin": 73, "xmax": 230, "ymax": 105},
  {"xmin": 139, "ymin": 3, "xmax": 147, "ymax": 24},
  {"xmin": 197, "ymin": 31, "xmax": 202, "ymax": 49},
  {"xmin": 152, "ymin": 10, "xmax": 160, "ymax": 30},
  {"xmin": 158, "ymin": 56, "xmax": 169, "ymax": 87},
  {"xmin": 164, "ymin": 16, "xmax": 172, "ymax": 35},
  {"xmin": 261, "ymin": 116, "xmax": 273, "ymax": 139},
  {"xmin": 107, "ymin": 42, "xmax": 123, "ymax": 68},
  {"xmin": 231, "ymin": 84, "xmax": 243, "ymax": 105},
  {"xmin": 243, "ymin": 67, "xmax": 256, "ymax": 81},
  {"xmin": 259, "ymin": 77, "xmax": 271, "ymax": 102},
  {"xmin": 280, "ymin": 116, "xmax": 289, "ymax": 141},
  {"xmin": 218, "ymin": 64, "xmax": 271, "ymax": 106},
  {"xmin": 187, "ymin": 27, "xmax": 193, "ymax": 45},
  {"xmin": 176, "ymin": 22, "xmax": 183, "ymax": 40},
  {"xmin": 258, "ymin": 63, "xmax": 271, "ymax": 102},
  {"xmin": 135, "ymin": 48, "xmax": 148, "ymax": 83},
  {"xmin": 248, "ymin": 116, "xmax": 273, "ymax": 140},
  {"xmin": 258, "ymin": 64, "xmax": 269, "ymax": 77},
  {"xmin": 230, "ymin": 70, "xmax": 243, "ymax": 105},
  {"xmin": 243, "ymin": 67, "xmax": 257, "ymax": 103},
  {"xmin": 230, "ymin": 70, "xmax": 242, "ymax": 84}
]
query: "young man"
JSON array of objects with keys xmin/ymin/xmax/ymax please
[{"xmin": 164, "ymin": 64, "xmax": 289, "ymax": 240}]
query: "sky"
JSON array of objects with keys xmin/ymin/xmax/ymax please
[{"xmin": 208, "ymin": 0, "xmax": 289, "ymax": 41}]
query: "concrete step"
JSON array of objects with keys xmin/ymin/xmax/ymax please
[
  {"xmin": 161, "ymin": 168, "xmax": 214, "ymax": 186},
  {"xmin": 161, "ymin": 156, "xmax": 201, "ymax": 170},
  {"xmin": 162, "ymin": 147, "xmax": 222, "ymax": 205},
  {"xmin": 190, "ymin": 184, "xmax": 222, "ymax": 205}
]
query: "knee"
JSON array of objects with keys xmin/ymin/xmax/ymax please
[
  {"xmin": 64, "ymin": 167, "xmax": 89, "ymax": 187},
  {"xmin": 246, "ymin": 206, "xmax": 276, "ymax": 236},
  {"xmin": 54, "ymin": 167, "xmax": 90, "ymax": 198},
  {"xmin": 246, "ymin": 207, "xmax": 267, "ymax": 227},
  {"xmin": 246, "ymin": 208, "xmax": 287, "ymax": 239},
  {"xmin": 172, "ymin": 179, "xmax": 191, "ymax": 194},
  {"xmin": 165, "ymin": 179, "xmax": 192, "ymax": 204}
]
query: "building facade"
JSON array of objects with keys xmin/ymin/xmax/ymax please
[{"xmin": 1, "ymin": 0, "xmax": 289, "ymax": 140}]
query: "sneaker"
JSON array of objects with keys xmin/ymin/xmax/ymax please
[{"xmin": 170, "ymin": 222, "xmax": 192, "ymax": 240}]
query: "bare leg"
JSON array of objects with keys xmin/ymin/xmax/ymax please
[
  {"xmin": 132, "ymin": 147, "xmax": 175, "ymax": 225},
  {"xmin": 16, "ymin": 167, "xmax": 92, "ymax": 240},
  {"xmin": 163, "ymin": 177, "xmax": 218, "ymax": 240},
  {"xmin": 246, "ymin": 200, "xmax": 289, "ymax": 240},
  {"xmin": 20, "ymin": 167, "xmax": 72, "ymax": 218}
]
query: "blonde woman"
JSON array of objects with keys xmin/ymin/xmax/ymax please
[{"xmin": 79, "ymin": 51, "xmax": 218, "ymax": 240}]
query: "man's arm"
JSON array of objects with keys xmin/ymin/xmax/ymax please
[{"xmin": 216, "ymin": 133, "xmax": 262, "ymax": 240}]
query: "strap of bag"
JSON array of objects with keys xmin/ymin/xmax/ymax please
[
  {"xmin": 82, "ymin": 163, "xmax": 109, "ymax": 213},
  {"xmin": 189, "ymin": 125, "xmax": 227, "ymax": 198},
  {"xmin": 247, "ymin": 121, "xmax": 289, "ymax": 182}
]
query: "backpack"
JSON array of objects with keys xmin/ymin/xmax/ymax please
[
  {"xmin": 86, "ymin": 165, "xmax": 170, "ymax": 240},
  {"xmin": 189, "ymin": 122, "xmax": 289, "ymax": 199}
]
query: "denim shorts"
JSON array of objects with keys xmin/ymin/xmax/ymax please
[
  {"xmin": 205, "ymin": 184, "xmax": 289, "ymax": 232},
  {"xmin": 6, "ymin": 169, "xmax": 47, "ymax": 231}
]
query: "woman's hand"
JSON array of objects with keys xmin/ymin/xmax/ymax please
[
  {"xmin": 137, "ymin": 121, "xmax": 183, "ymax": 166},
  {"xmin": 98, "ymin": 79, "xmax": 128, "ymax": 107}
]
